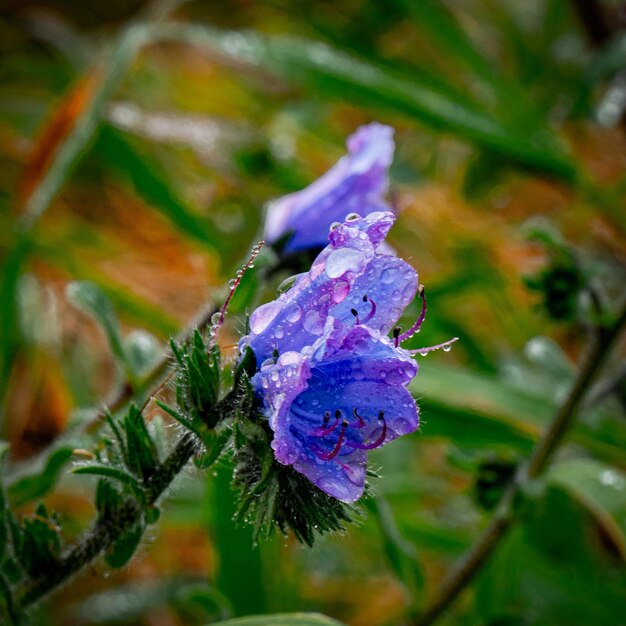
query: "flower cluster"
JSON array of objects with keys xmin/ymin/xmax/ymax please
[
  {"xmin": 241, "ymin": 211, "xmax": 424, "ymax": 503},
  {"xmin": 263, "ymin": 122, "xmax": 395, "ymax": 254}
]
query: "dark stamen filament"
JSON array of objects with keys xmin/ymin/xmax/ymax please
[
  {"xmin": 393, "ymin": 326, "xmax": 401, "ymax": 348},
  {"xmin": 318, "ymin": 420, "xmax": 348, "ymax": 460},
  {"xmin": 352, "ymin": 407, "xmax": 366, "ymax": 428},
  {"xmin": 361, "ymin": 295, "xmax": 377, "ymax": 325},
  {"xmin": 351, "ymin": 308, "xmax": 360, "ymax": 325},
  {"xmin": 397, "ymin": 284, "xmax": 427, "ymax": 343},
  {"xmin": 348, "ymin": 411, "xmax": 387, "ymax": 450},
  {"xmin": 311, "ymin": 410, "xmax": 341, "ymax": 437}
]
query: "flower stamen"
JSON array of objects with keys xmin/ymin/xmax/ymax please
[
  {"xmin": 361, "ymin": 295, "xmax": 377, "ymax": 325},
  {"xmin": 351, "ymin": 308, "xmax": 361, "ymax": 325},
  {"xmin": 347, "ymin": 411, "xmax": 387, "ymax": 450},
  {"xmin": 352, "ymin": 407, "xmax": 367, "ymax": 428},
  {"xmin": 311, "ymin": 410, "xmax": 341, "ymax": 437},
  {"xmin": 409, "ymin": 336, "xmax": 459, "ymax": 356},
  {"xmin": 318, "ymin": 420, "xmax": 349, "ymax": 460},
  {"xmin": 397, "ymin": 284, "xmax": 426, "ymax": 343}
]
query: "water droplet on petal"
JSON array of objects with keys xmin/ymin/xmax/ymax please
[
  {"xmin": 345, "ymin": 212, "xmax": 360, "ymax": 221},
  {"xmin": 325, "ymin": 248, "xmax": 366, "ymax": 279},
  {"xmin": 381, "ymin": 268, "xmax": 396, "ymax": 284},
  {"xmin": 332, "ymin": 280, "xmax": 350, "ymax": 303},
  {"xmin": 285, "ymin": 302, "xmax": 302, "ymax": 322},
  {"xmin": 249, "ymin": 300, "xmax": 282, "ymax": 334},
  {"xmin": 303, "ymin": 310, "xmax": 324, "ymax": 335}
]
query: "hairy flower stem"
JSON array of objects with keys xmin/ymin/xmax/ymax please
[
  {"xmin": 16, "ymin": 432, "xmax": 197, "ymax": 612},
  {"xmin": 413, "ymin": 300, "xmax": 626, "ymax": 626}
]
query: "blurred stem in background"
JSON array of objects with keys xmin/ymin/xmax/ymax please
[{"xmin": 412, "ymin": 298, "xmax": 626, "ymax": 626}]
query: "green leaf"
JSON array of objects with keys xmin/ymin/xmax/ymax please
[
  {"xmin": 548, "ymin": 459, "xmax": 626, "ymax": 560},
  {"xmin": 367, "ymin": 497, "xmax": 424, "ymax": 605},
  {"xmin": 73, "ymin": 464, "xmax": 144, "ymax": 498},
  {"xmin": 0, "ymin": 571, "xmax": 18, "ymax": 626},
  {"xmin": 393, "ymin": 0, "xmax": 529, "ymax": 118},
  {"xmin": 123, "ymin": 404, "xmax": 159, "ymax": 480},
  {"xmin": 171, "ymin": 331, "xmax": 222, "ymax": 428},
  {"xmin": 411, "ymin": 363, "xmax": 626, "ymax": 465},
  {"xmin": 35, "ymin": 239, "xmax": 178, "ymax": 337},
  {"xmin": 95, "ymin": 125, "xmax": 220, "ymax": 251},
  {"xmin": 193, "ymin": 426, "xmax": 232, "ymax": 470},
  {"xmin": 156, "ymin": 400, "xmax": 201, "ymax": 437},
  {"xmin": 105, "ymin": 520, "xmax": 144, "ymax": 569},
  {"xmin": 212, "ymin": 466, "xmax": 266, "ymax": 616},
  {"xmin": 66, "ymin": 280, "xmax": 128, "ymax": 374},
  {"xmin": 0, "ymin": 503, "xmax": 6, "ymax": 563},
  {"xmin": 156, "ymin": 24, "xmax": 576, "ymax": 180},
  {"xmin": 145, "ymin": 505, "xmax": 160, "ymax": 525},
  {"xmin": 72, "ymin": 580, "xmax": 231, "ymax": 624},
  {"xmin": 476, "ymin": 488, "xmax": 626, "ymax": 626},
  {"xmin": 7, "ymin": 447, "xmax": 74, "ymax": 507},
  {"xmin": 235, "ymin": 346, "xmax": 256, "ymax": 384},
  {"xmin": 95, "ymin": 478, "xmax": 123, "ymax": 517},
  {"xmin": 212, "ymin": 614, "xmax": 346, "ymax": 626},
  {"xmin": 15, "ymin": 504, "xmax": 61, "ymax": 576},
  {"xmin": 0, "ymin": 236, "xmax": 29, "ymax": 412},
  {"xmin": 124, "ymin": 330, "xmax": 160, "ymax": 378},
  {"xmin": 18, "ymin": 23, "xmax": 154, "ymax": 229}
]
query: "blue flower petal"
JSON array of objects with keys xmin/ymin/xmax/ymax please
[
  {"xmin": 264, "ymin": 123, "xmax": 394, "ymax": 253},
  {"xmin": 243, "ymin": 211, "xmax": 413, "ymax": 364}
]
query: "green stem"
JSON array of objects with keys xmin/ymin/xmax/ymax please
[
  {"xmin": 412, "ymin": 299, "xmax": 626, "ymax": 626},
  {"xmin": 16, "ymin": 432, "xmax": 196, "ymax": 611}
]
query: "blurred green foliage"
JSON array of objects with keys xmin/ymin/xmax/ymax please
[{"xmin": 0, "ymin": 0, "xmax": 625, "ymax": 624}]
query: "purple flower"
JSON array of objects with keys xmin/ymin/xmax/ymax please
[
  {"xmin": 241, "ymin": 211, "xmax": 422, "ymax": 503},
  {"xmin": 263, "ymin": 123, "xmax": 395, "ymax": 254}
]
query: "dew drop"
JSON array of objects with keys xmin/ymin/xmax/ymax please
[
  {"xmin": 345, "ymin": 212, "xmax": 360, "ymax": 221},
  {"xmin": 211, "ymin": 312, "xmax": 222, "ymax": 325},
  {"xmin": 443, "ymin": 344, "xmax": 452, "ymax": 352},
  {"xmin": 380, "ymin": 268, "xmax": 396, "ymax": 284},
  {"xmin": 303, "ymin": 310, "xmax": 324, "ymax": 335},
  {"xmin": 274, "ymin": 325, "xmax": 285, "ymax": 339},
  {"xmin": 285, "ymin": 302, "xmax": 302, "ymax": 322},
  {"xmin": 325, "ymin": 247, "xmax": 366, "ymax": 279},
  {"xmin": 332, "ymin": 280, "xmax": 350, "ymax": 303}
]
